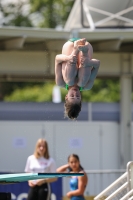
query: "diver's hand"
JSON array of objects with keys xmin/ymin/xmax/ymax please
[
  {"xmin": 74, "ymin": 38, "xmax": 86, "ymax": 50},
  {"xmin": 67, "ymin": 55, "xmax": 78, "ymax": 65}
]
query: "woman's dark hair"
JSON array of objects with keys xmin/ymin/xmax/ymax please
[
  {"xmin": 68, "ymin": 154, "xmax": 84, "ymax": 172},
  {"xmin": 64, "ymin": 100, "xmax": 82, "ymax": 119}
]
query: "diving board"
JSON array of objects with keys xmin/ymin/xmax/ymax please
[{"xmin": 0, "ymin": 173, "xmax": 84, "ymax": 184}]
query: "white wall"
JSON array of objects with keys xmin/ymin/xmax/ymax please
[
  {"xmin": 0, "ymin": 121, "xmax": 120, "ymax": 172},
  {"xmin": 1, "ymin": 120, "xmax": 133, "ymax": 195}
]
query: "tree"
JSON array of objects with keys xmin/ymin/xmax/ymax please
[
  {"xmin": 0, "ymin": 0, "xmax": 33, "ymax": 27},
  {"xmin": 29, "ymin": 0, "xmax": 74, "ymax": 28},
  {"xmin": 4, "ymin": 79, "xmax": 121, "ymax": 102},
  {"xmin": 81, "ymin": 79, "xmax": 120, "ymax": 102},
  {"xmin": 0, "ymin": 0, "xmax": 74, "ymax": 28}
]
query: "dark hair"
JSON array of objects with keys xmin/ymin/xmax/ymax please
[
  {"xmin": 64, "ymin": 100, "xmax": 82, "ymax": 119},
  {"xmin": 68, "ymin": 154, "xmax": 84, "ymax": 172}
]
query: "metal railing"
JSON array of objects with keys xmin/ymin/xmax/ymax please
[
  {"xmin": 94, "ymin": 161, "xmax": 133, "ymax": 200},
  {"xmin": 120, "ymin": 189, "xmax": 133, "ymax": 200}
]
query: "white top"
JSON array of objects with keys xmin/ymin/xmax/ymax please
[{"xmin": 25, "ymin": 155, "xmax": 56, "ymax": 173}]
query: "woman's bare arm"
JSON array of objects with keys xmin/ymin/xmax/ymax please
[
  {"xmin": 36, "ymin": 177, "xmax": 57, "ymax": 186},
  {"xmin": 56, "ymin": 164, "xmax": 69, "ymax": 172}
]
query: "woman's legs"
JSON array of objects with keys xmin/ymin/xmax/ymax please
[
  {"xmin": 38, "ymin": 183, "xmax": 51, "ymax": 200},
  {"xmin": 27, "ymin": 184, "xmax": 51, "ymax": 200},
  {"xmin": 71, "ymin": 196, "xmax": 85, "ymax": 200},
  {"xmin": 27, "ymin": 187, "xmax": 38, "ymax": 200}
]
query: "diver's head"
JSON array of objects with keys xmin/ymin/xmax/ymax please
[{"xmin": 64, "ymin": 86, "xmax": 82, "ymax": 119}]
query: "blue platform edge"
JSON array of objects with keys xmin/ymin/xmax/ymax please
[{"xmin": 0, "ymin": 172, "xmax": 84, "ymax": 183}]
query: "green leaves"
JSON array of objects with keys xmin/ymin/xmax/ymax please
[
  {"xmin": 4, "ymin": 83, "xmax": 55, "ymax": 102},
  {"xmin": 81, "ymin": 79, "xmax": 120, "ymax": 102},
  {"xmin": 1, "ymin": 0, "xmax": 74, "ymax": 28},
  {"xmin": 4, "ymin": 79, "xmax": 120, "ymax": 102},
  {"xmin": 0, "ymin": 1, "xmax": 33, "ymax": 27},
  {"xmin": 30, "ymin": 0, "xmax": 74, "ymax": 28}
]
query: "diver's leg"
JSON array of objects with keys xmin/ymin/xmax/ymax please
[
  {"xmin": 77, "ymin": 42, "xmax": 93, "ymax": 87},
  {"xmin": 61, "ymin": 41, "xmax": 79, "ymax": 85}
]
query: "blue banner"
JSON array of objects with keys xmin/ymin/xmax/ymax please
[{"xmin": 0, "ymin": 174, "xmax": 62, "ymax": 200}]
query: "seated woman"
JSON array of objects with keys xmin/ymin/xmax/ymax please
[
  {"xmin": 55, "ymin": 38, "xmax": 100, "ymax": 119},
  {"xmin": 56, "ymin": 154, "xmax": 88, "ymax": 200}
]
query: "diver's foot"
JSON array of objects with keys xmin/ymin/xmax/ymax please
[
  {"xmin": 78, "ymin": 44, "xmax": 89, "ymax": 54},
  {"xmin": 74, "ymin": 38, "xmax": 86, "ymax": 50}
]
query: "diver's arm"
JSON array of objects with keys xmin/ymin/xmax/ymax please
[{"xmin": 56, "ymin": 54, "xmax": 72, "ymax": 63}]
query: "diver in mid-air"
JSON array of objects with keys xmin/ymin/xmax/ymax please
[{"xmin": 55, "ymin": 38, "xmax": 100, "ymax": 119}]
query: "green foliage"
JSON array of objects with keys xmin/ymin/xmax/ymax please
[
  {"xmin": 30, "ymin": 0, "xmax": 74, "ymax": 28},
  {"xmin": 1, "ymin": 0, "xmax": 74, "ymax": 28},
  {"xmin": 0, "ymin": 1, "xmax": 33, "ymax": 27},
  {"xmin": 4, "ymin": 79, "xmax": 120, "ymax": 102},
  {"xmin": 81, "ymin": 79, "xmax": 120, "ymax": 102},
  {"xmin": 9, "ymin": 14, "xmax": 33, "ymax": 27},
  {"xmin": 4, "ymin": 82, "xmax": 55, "ymax": 102}
]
